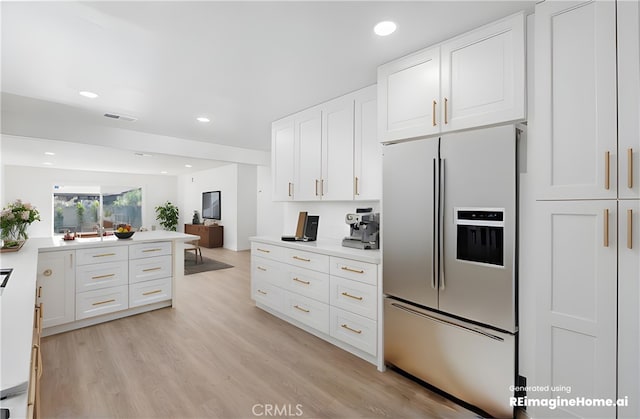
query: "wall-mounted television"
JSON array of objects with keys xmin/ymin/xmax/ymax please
[{"xmin": 202, "ymin": 190, "xmax": 221, "ymax": 220}]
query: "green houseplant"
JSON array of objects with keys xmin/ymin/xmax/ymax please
[{"xmin": 155, "ymin": 201, "xmax": 179, "ymax": 231}]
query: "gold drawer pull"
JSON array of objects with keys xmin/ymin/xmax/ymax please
[
  {"xmin": 142, "ymin": 267, "xmax": 162, "ymax": 272},
  {"xmin": 92, "ymin": 273, "xmax": 115, "ymax": 280},
  {"xmin": 257, "ymin": 289, "xmax": 268, "ymax": 295},
  {"xmin": 37, "ymin": 286, "xmax": 42, "ymax": 298},
  {"xmin": 92, "ymin": 299, "xmax": 116, "ymax": 306},
  {"xmin": 257, "ymin": 266, "xmax": 267, "ymax": 271},
  {"xmin": 143, "ymin": 248, "xmax": 162, "ymax": 253},
  {"xmin": 341, "ymin": 266, "xmax": 364, "ymax": 274},
  {"xmin": 43, "ymin": 269, "xmax": 53, "ymax": 277},
  {"xmin": 93, "ymin": 253, "xmax": 116, "ymax": 258},
  {"xmin": 293, "ymin": 256, "xmax": 311, "ymax": 262},
  {"xmin": 628, "ymin": 209, "xmax": 633, "ymax": 250},
  {"xmin": 604, "ymin": 208, "xmax": 610, "ymax": 247},
  {"xmin": 605, "ymin": 151, "xmax": 610, "ymax": 190},
  {"xmin": 142, "ymin": 289, "xmax": 162, "ymax": 296},
  {"xmin": 444, "ymin": 97, "xmax": 449, "ymax": 124},
  {"xmin": 293, "ymin": 277, "xmax": 310, "ymax": 285},
  {"xmin": 257, "ymin": 248, "xmax": 271, "ymax": 253},
  {"xmin": 341, "ymin": 292, "xmax": 363, "ymax": 301},
  {"xmin": 355, "ymin": 176, "xmax": 359, "ymax": 196},
  {"xmin": 293, "ymin": 305, "xmax": 310, "ymax": 313},
  {"xmin": 629, "ymin": 148, "xmax": 634, "ymax": 189},
  {"xmin": 432, "ymin": 100, "xmax": 437, "ymax": 126},
  {"xmin": 341, "ymin": 324, "xmax": 362, "ymax": 334}
]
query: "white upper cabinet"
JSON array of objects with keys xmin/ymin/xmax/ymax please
[
  {"xmin": 618, "ymin": 0, "xmax": 640, "ymax": 200},
  {"xmin": 322, "ymin": 95, "xmax": 355, "ymax": 201},
  {"xmin": 378, "ymin": 46, "xmax": 440, "ymax": 143},
  {"xmin": 534, "ymin": 1, "xmax": 617, "ymax": 200},
  {"xmin": 272, "ymin": 118, "xmax": 296, "ymax": 201},
  {"xmin": 294, "ymin": 108, "xmax": 323, "ymax": 201},
  {"xmin": 377, "ymin": 12, "xmax": 526, "ymax": 144},
  {"xmin": 354, "ymin": 85, "xmax": 381, "ymax": 201},
  {"xmin": 440, "ymin": 13, "xmax": 525, "ymax": 132}
]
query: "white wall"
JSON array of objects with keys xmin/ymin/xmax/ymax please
[
  {"xmin": 1, "ymin": 165, "xmax": 177, "ymax": 238},
  {"xmin": 236, "ymin": 164, "xmax": 257, "ymax": 250},
  {"xmin": 256, "ymin": 165, "xmax": 284, "ymax": 237}
]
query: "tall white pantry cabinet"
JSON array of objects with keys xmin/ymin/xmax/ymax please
[{"xmin": 532, "ymin": 1, "xmax": 640, "ymax": 417}]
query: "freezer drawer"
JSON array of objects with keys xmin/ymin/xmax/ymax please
[{"xmin": 384, "ymin": 298, "xmax": 515, "ymax": 418}]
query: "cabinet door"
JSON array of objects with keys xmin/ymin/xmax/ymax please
[
  {"xmin": 619, "ymin": 200, "xmax": 640, "ymax": 418},
  {"xmin": 354, "ymin": 85, "xmax": 381, "ymax": 200},
  {"xmin": 440, "ymin": 12, "xmax": 525, "ymax": 132},
  {"xmin": 295, "ymin": 108, "xmax": 322, "ymax": 201},
  {"xmin": 37, "ymin": 251, "xmax": 75, "ymax": 328},
  {"xmin": 377, "ymin": 46, "xmax": 440, "ymax": 143},
  {"xmin": 271, "ymin": 117, "xmax": 295, "ymax": 201},
  {"xmin": 534, "ymin": 200, "xmax": 616, "ymax": 418},
  {"xmin": 322, "ymin": 94, "xmax": 354, "ymax": 200},
  {"xmin": 534, "ymin": 1, "xmax": 617, "ymax": 200},
  {"xmin": 618, "ymin": 1, "xmax": 640, "ymax": 199}
]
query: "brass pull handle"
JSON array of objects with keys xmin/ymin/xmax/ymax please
[
  {"xmin": 257, "ymin": 248, "xmax": 270, "ymax": 253},
  {"xmin": 93, "ymin": 253, "xmax": 116, "ymax": 258},
  {"xmin": 288, "ymin": 182, "xmax": 293, "ymax": 197},
  {"xmin": 257, "ymin": 289, "xmax": 268, "ymax": 295},
  {"xmin": 444, "ymin": 97, "xmax": 449, "ymax": 124},
  {"xmin": 142, "ymin": 267, "xmax": 162, "ymax": 272},
  {"xmin": 604, "ymin": 208, "xmax": 609, "ymax": 247},
  {"xmin": 293, "ymin": 256, "xmax": 311, "ymax": 262},
  {"xmin": 293, "ymin": 277, "xmax": 310, "ymax": 285},
  {"xmin": 628, "ymin": 209, "xmax": 633, "ymax": 250},
  {"xmin": 37, "ymin": 344, "xmax": 43, "ymax": 378},
  {"xmin": 293, "ymin": 305, "xmax": 309, "ymax": 313},
  {"xmin": 341, "ymin": 324, "xmax": 362, "ymax": 334},
  {"xmin": 629, "ymin": 148, "xmax": 634, "ymax": 189},
  {"xmin": 142, "ymin": 289, "xmax": 162, "ymax": 296},
  {"xmin": 43, "ymin": 269, "xmax": 52, "ymax": 277},
  {"xmin": 341, "ymin": 292, "xmax": 363, "ymax": 301},
  {"xmin": 257, "ymin": 266, "xmax": 267, "ymax": 272},
  {"xmin": 142, "ymin": 248, "xmax": 162, "ymax": 253},
  {"xmin": 605, "ymin": 151, "xmax": 610, "ymax": 190},
  {"xmin": 354, "ymin": 176, "xmax": 359, "ymax": 196},
  {"xmin": 341, "ymin": 266, "xmax": 364, "ymax": 274},
  {"xmin": 432, "ymin": 100, "xmax": 437, "ymax": 126},
  {"xmin": 91, "ymin": 273, "xmax": 115, "ymax": 280},
  {"xmin": 321, "ymin": 179, "xmax": 324, "ymax": 196},
  {"xmin": 315, "ymin": 179, "xmax": 319, "ymax": 196},
  {"xmin": 37, "ymin": 286, "xmax": 42, "ymax": 298},
  {"xmin": 92, "ymin": 299, "xmax": 116, "ymax": 306}
]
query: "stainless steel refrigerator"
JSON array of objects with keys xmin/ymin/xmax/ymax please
[{"xmin": 383, "ymin": 124, "xmax": 518, "ymax": 418}]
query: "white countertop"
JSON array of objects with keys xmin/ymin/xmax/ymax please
[
  {"xmin": 249, "ymin": 236, "xmax": 381, "ymax": 264},
  {"xmin": 0, "ymin": 231, "xmax": 196, "ymax": 417}
]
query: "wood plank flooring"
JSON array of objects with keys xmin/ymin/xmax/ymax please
[{"xmin": 40, "ymin": 246, "xmax": 478, "ymax": 418}]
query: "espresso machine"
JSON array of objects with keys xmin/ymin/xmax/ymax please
[{"xmin": 342, "ymin": 208, "xmax": 380, "ymax": 250}]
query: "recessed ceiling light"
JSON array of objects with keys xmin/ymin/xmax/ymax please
[
  {"xmin": 160, "ymin": 171, "xmax": 168, "ymax": 174},
  {"xmin": 374, "ymin": 21, "xmax": 397, "ymax": 36},
  {"xmin": 43, "ymin": 162, "xmax": 53, "ymax": 166},
  {"xmin": 44, "ymin": 151, "xmax": 55, "ymax": 156},
  {"xmin": 196, "ymin": 117, "xmax": 210, "ymax": 123},
  {"xmin": 79, "ymin": 91, "xmax": 99, "ymax": 99},
  {"xmin": 134, "ymin": 152, "xmax": 153, "ymax": 157},
  {"xmin": 185, "ymin": 164, "xmax": 193, "ymax": 168}
]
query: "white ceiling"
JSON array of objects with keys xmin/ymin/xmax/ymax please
[{"xmin": 1, "ymin": 1, "xmax": 535, "ymax": 175}]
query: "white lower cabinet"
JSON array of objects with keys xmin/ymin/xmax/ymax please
[
  {"xmin": 129, "ymin": 277, "xmax": 172, "ymax": 308},
  {"xmin": 36, "ymin": 250, "xmax": 75, "ymax": 328},
  {"xmin": 129, "ymin": 255, "xmax": 172, "ymax": 284},
  {"xmin": 251, "ymin": 239, "xmax": 381, "ymax": 368},
  {"xmin": 76, "ymin": 261, "xmax": 128, "ymax": 293},
  {"xmin": 76, "ymin": 285, "xmax": 129, "ymax": 320}
]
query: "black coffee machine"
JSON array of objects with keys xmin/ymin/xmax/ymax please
[{"xmin": 342, "ymin": 208, "xmax": 380, "ymax": 250}]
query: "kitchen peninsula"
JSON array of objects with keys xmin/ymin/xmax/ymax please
[{"xmin": 0, "ymin": 231, "xmax": 197, "ymax": 418}]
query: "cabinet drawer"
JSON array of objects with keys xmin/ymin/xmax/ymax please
[
  {"xmin": 283, "ymin": 291, "xmax": 329, "ymax": 334},
  {"xmin": 129, "ymin": 241, "xmax": 172, "ymax": 259},
  {"xmin": 76, "ymin": 285, "xmax": 128, "ymax": 320},
  {"xmin": 76, "ymin": 261, "xmax": 128, "ymax": 293},
  {"xmin": 330, "ymin": 307, "xmax": 377, "ymax": 356},
  {"xmin": 251, "ymin": 242, "xmax": 284, "ymax": 261},
  {"xmin": 330, "ymin": 276, "xmax": 377, "ymax": 320},
  {"xmin": 286, "ymin": 249, "xmax": 329, "ymax": 273},
  {"xmin": 252, "ymin": 278, "xmax": 284, "ymax": 312},
  {"xmin": 330, "ymin": 257, "xmax": 377, "ymax": 285},
  {"xmin": 76, "ymin": 246, "xmax": 128, "ymax": 266},
  {"xmin": 129, "ymin": 277, "xmax": 172, "ymax": 308},
  {"xmin": 252, "ymin": 257, "xmax": 285, "ymax": 287},
  {"xmin": 285, "ymin": 267, "xmax": 329, "ymax": 304},
  {"xmin": 129, "ymin": 255, "xmax": 172, "ymax": 284}
]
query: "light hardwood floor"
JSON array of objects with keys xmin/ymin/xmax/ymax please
[{"xmin": 41, "ymin": 246, "xmax": 478, "ymax": 418}]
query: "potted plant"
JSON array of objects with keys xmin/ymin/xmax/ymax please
[
  {"xmin": 155, "ymin": 201, "xmax": 179, "ymax": 231},
  {"xmin": 1, "ymin": 199, "xmax": 41, "ymax": 247}
]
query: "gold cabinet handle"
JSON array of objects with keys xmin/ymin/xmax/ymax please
[
  {"xmin": 92, "ymin": 299, "xmax": 116, "ymax": 306},
  {"xmin": 37, "ymin": 343, "xmax": 43, "ymax": 378},
  {"xmin": 354, "ymin": 176, "xmax": 359, "ymax": 196},
  {"xmin": 341, "ymin": 292, "xmax": 363, "ymax": 301},
  {"xmin": 321, "ymin": 179, "xmax": 324, "ymax": 196},
  {"xmin": 293, "ymin": 256, "xmax": 311, "ymax": 262},
  {"xmin": 256, "ymin": 248, "xmax": 270, "ymax": 253},
  {"xmin": 444, "ymin": 97, "xmax": 449, "ymax": 124},
  {"xmin": 257, "ymin": 289, "xmax": 268, "ymax": 295},
  {"xmin": 293, "ymin": 277, "xmax": 310, "ymax": 285},
  {"xmin": 142, "ymin": 267, "xmax": 162, "ymax": 272},
  {"xmin": 91, "ymin": 273, "xmax": 115, "ymax": 280},
  {"xmin": 432, "ymin": 100, "xmax": 437, "ymax": 126},
  {"xmin": 37, "ymin": 286, "xmax": 42, "ymax": 298},
  {"xmin": 93, "ymin": 253, "xmax": 116, "ymax": 258},
  {"xmin": 43, "ymin": 269, "xmax": 52, "ymax": 277},
  {"xmin": 257, "ymin": 266, "xmax": 267, "ymax": 271},
  {"xmin": 341, "ymin": 324, "xmax": 362, "ymax": 334},
  {"xmin": 628, "ymin": 209, "xmax": 633, "ymax": 250},
  {"xmin": 341, "ymin": 266, "xmax": 364, "ymax": 274},
  {"xmin": 605, "ymin": 151, "xmax": 610, "ymax": 190},
  {"xmin": 142, "ymin": 289, "xmax": 162, "ymax": 296},
  {"xmin": 142, "ymin": 248, "xmax": 162, "ymax": 253},
  {"xmin": 604, "ymin": 208, "xmax": 609, "ymax": 247},
  {"xmin": 288, "ymin": 182, "xmax": 293, "ymax": 197},
  {"xmin": 629, "ymin": 148, "xmax": 634, "ymax": 189},
  {"xmin": 293, "ymin": 304, "xmax": 309, "ymax": 313}
]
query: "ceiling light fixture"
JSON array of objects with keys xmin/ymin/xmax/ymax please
[
  {"xmin": 134, "ymin": 152, "xmax": 153, "ymax": 157},
  {"xmin": 185, "ymin": 164, "xmax": 193, "ymax": 168},
  {"xmin": 196, "ymin": 117, "xmax": 210, "ymax": 123},
  {"xmin": 79, "ymin": 91, "xmax": 99, "ymax": 99},
  {"xmin": 43, "ymin": 162, "xmax": 53, "ymax": 166},
  {"xmin": 374, "ymin": 21, "xmax": 397, "ymax": 36},
  {"xmin": 160, "ymin": 171, "xmax": 168, "ymax": 174},
  {"xmin": 44, "ymin": 151, "xmax": 55, "ymax": 156}
]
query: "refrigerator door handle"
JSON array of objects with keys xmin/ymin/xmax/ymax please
[
  {"xmin": 432, "ymin": 158, "xmax": 437, "ymax": 289},
  {"xmin": 390, "ymin": 302, "xmax": 505, "ymax": 342},
  {"xmin": 439, "ymin": 158, "xmax": 446, "ymax": 290}
]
